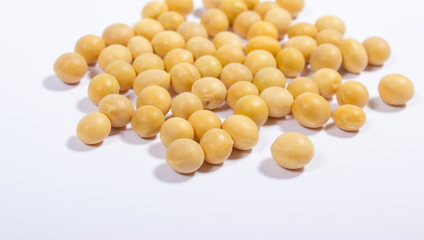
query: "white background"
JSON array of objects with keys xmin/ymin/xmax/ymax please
[{"xmin": 1, "ymin": 0, "xmax": 423, "ymax": 239}]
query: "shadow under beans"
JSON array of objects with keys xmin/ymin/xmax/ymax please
[
  {"xmin": 66, "ymin": 136, "xmax": 100, "ymax": 152},
  {"xmin": 214, "ymin": 103, "xmax": 231, "ymax": 113},
  {"xmin": 278, "ymin": 116, "xmax": 322, "ymax": 136},
  {"xmin": 259, "ymin": 158, "xmax": 303, "ymax": 179},
  {"xmin": 338, "ymin": 68, "xmax": 360, "ymax": 80},
  {"xmin": 43, "ymin": 75, "xmax": 77, "ymax": 91},
  {"xmin": 193, "ymin": 8, "xmax": 205, "ymax": 18},
  {"xmin": 122, "ymin": 90, "xmax": 137, "ymax": 103},
  {"xmin": 109, "ymin": 127, "xmax": 125, "ymax": 137},
  {"xmin": 300, "ymin": 66, "xmax": 312, "ymax": 77},
  {"xmin": 77, "ymin": 97, "xmax": 97, "ymax": 113},
  {"xmin": 228, "ymin": 148, "xmax": 251, "ymax": 160},
  {"xmin": 263, "ymin": 117, "xmax": 280, "ymax": 127},
  {"xmin": 88, "ymin": 66, "xmax": 102, "ymax": 79},
  {"xmin": 120, "ymin": 128, "xmax": 155, "ymax": 145},
  {"xmin": 197, "ymin": 162, "xmax": 223, "ymax": 173},
  {"xmin": 154, "ymin": 163, "xmax": 193, "ymax": 183},
  {"xmin": 149, "ymin": 142, "xmax": 167, "ymax": 160},
  {"xmin": 368, "ymin": 97, "xmax": 405, "ymax": 113},
  {"xmin": 324, "ymin": 122, "xmax": 358, "ymax": 138},
  {"xmin": 365, "ymin": 64, "xmax": 383, "ymax": 72}
]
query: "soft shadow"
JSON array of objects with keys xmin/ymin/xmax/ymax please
[
  {"xmin": 324, "ymin": 122, "xmax": 357, "ymax": 138},
  {"xmin": 338, "ymin": 68, "xmax": 359, "ymax": 80},
  {"xmin": 259, "ymin": 158, "xmax": 303, "ymax": 179},
  {"xmin": 263, "ymin": 117, "xmax": 280, "ymax": 126},
  {"xmin": 43, "ymin": 75, "xmax": 77, "ymax": 91},
  {"xmin": 77, "ymin": 97, "xmax": 97, "ymax": 113},
  {"xmin": 228, "ymin": 148, "xmax": 251, "ymax": 160},
  {"xmin": 278, "ymin": 116, "xmax": 322, "ymax": 136},
  {"xmin": 88, "ymin": 66, "xmax": 102, "ymax": 79},
  {"xmin": 301, "ymin": 66, "xmax": 312, "ymax": 77},
  {"xmin": 149, "ymin": 142, "xmax": 167, "ymax": 159},
  {"xmin": 168, "ymin": 87, "xmax": 178, "ymax": 98},
  {"xmin": 120, "ymin": 128, "xmax": 154, "ymax": 145},
  {"xmin": 193, "ymin": 8, "xmax": 205, "ymax": 18},
  {"xmin": 109, "ymin": 127, "xmax": 124, "ymax": 137},
  {"xmin": 197, "ymin": 162, "xmax": 223, "ymax": 173},
  {"xmin": 154, "ymin": 163, "xmax": 193, "ymax": 183},
  {"xmin": 214, "ymin": 103, "xmax": 230, "ymax": 113},
  {"xmin": 368, "ymin": 97, "xmax": 405, "ymax": 113},
  {"xmin": 217, "ymin": 107, "xmax": 234, "ymax": 121},
  {"xmin": 66, "ymin": 136, "xmax": 100, "ymax": 152},
  {"xmin": 122, "ymin": 90, "xmax": 137, "ymax": 104},
  {"xmin": 365, "ymin": 64, "xmax": 383, "ymax": 72}
]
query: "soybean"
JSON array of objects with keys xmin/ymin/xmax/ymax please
[
  {"xmin": 76, "ymin": 112, "xmax": 111, "ymax": 145},
  {"xmin": 131, "ymin": 106, "xmax": 165, "ymax": 138},
  {"xmin": 271, "ymin": 132, "xmax": 314, "ymax": 170},
  {"xmin": 166, "ymin": 139, "xmax": 204, "ymax": 174},
  {"xmin": 292, "ymin": 92, "xmax": 331, "ymax": 128},
  {"xmin": 169, "ymin": 63, "xmax": 201, "ymax": 93},
  {"xmin": 378, "ymin": 74, "xmax": 414, "ymax": 106},
  {"xmin": 171, "ymin": 92, "xmax": 204, "ymax": 119},
  {"xmin": 136, "ymin": 86, "xmax": 171, "ymax": 115},
  {"xmin": 54, "ymin": 52, "xmax": 88, "ymax": 84},
  {"xmin": 191, "ymin": 77, "xmax": 227, "ymax": 110},
  {"xmin": 160, "ymin": 117, "xmax": 195, "ymax": 147},
  {"xmin": 222, "ymin": 115, "xmax": 259, "ymax": 150},
  {"xmin": 200, "ymin": 128, "xmax": 234, "ymax": 165}
]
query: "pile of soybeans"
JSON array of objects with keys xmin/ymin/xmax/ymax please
[{"xmin": 53, "ymin": 0, "xmax": 415, "ymax": 174}]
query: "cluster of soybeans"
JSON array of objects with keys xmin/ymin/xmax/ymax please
[{"xmin": 53, "ymin": 0, "xmax": 415, "ymax": 174}]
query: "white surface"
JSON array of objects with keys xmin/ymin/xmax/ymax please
[{"xmin": 0, "ymin": 0, "xmax": 423, "ymax": 239}]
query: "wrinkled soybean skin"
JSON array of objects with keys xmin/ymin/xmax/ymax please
[{"xmin": 340, "ymin": 39, "xmax": 368, "ymax": 74}]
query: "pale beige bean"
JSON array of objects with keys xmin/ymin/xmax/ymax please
[
  {"xmin": 271, "ymin": 132, "xmax": 314, "ymax": 170},
  {"xmin": 222, "ymin": 115, "xmax": 259, "ymax": 150},
  {"xmin": 166, "ymin": 139, "xmax": 204, "ymax": 174},
  {"xmin": 77, "ymin": 112, "xmax": 111, "ymax": 145},
  {"xmin": 160, "ymin": 117, "xmax": 194, "ymax": 147}
]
